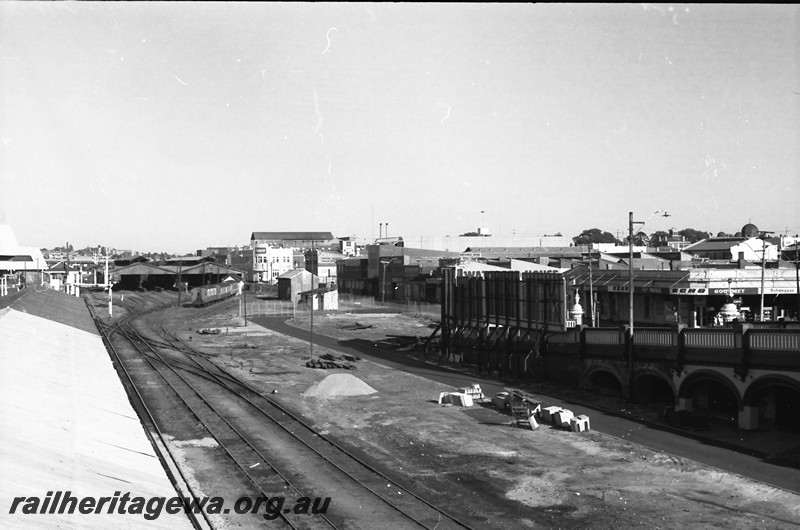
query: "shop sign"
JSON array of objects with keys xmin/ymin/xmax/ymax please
[
  {"xmin": 669, "ymin": 287, "xmax": 708, "ymax": 295},
  {"xmin": 709, "ymin": 287, "xmax": 797, "ymax": 295},
  {"xmin": 709, "ymin": 287, "xmax": 757, "ymax": 295},
  {"xmin": 765, "ymin": 287, "xmax": 797, "ymax": 294}
]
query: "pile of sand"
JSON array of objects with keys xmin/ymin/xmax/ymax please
[{"xmin": 302, "ymin": 373, "xmax": 377, "ymax": 398}]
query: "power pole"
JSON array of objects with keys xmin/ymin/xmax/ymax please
[
  {"xmin": 309, "ymin": 239, "xmax": 314, "ymax": 360},
  {"xmin": 106, "ymin": 252, "xmax": 112, "ymax": 317},
  {"xmin": 177, "ymin": 256, "xmax": 182, "ymax": 306},
  {"xmin": 66, "ymin": 242, "xmax": 70, "ymax": 294},
  {"xmin": 629, "ymin": 212, "xmax": 634, "ymax": 335},
  {"xmin": 588, "ymin": 249, "xmax": 595, "ymax": 327},
  {"xmin": 759, "ymin": 240, "xmax": 766, "ymax": 321},
  {"xmin": 795, "ymin": 248, "xmax": 800, "ymax": 321}
]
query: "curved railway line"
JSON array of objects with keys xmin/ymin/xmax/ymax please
[{"xmin": 87, "ymin": 291, "xmax": 474, "ymax": 529}]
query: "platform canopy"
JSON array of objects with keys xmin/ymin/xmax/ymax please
[{"xmin": 0, "ymin": 224, "xmax": 47, "ymax": 272}]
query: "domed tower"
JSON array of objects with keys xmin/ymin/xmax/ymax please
[{"xmin": 741, "ymin": 223, "xmax": 759, "ymax": 239}]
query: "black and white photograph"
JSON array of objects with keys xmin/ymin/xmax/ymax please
[{"xmin": 1, "ymin": 3, "xmax": 799, "ymax": 528}]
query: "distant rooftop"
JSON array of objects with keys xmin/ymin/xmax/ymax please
[{"xmin": 251, "ymin": 232, "xmax": 334, "ymax": 241}]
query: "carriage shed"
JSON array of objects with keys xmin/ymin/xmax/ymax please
[{"xmin": 111, "ymin": 261, "xmax": 244, "ymax": 290}]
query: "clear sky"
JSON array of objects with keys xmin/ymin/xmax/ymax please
[{"xmin": 1, "ymin": 3, "xmax": 798, "ymax": 253}]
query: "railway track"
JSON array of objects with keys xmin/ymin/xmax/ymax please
[
  {"xmin": 88, "ymin": 291, "xmax": 474, "ymax": 530},
  {"xmin": 85, "ymin": 294, "xmax": 216, "ymax": 530}
]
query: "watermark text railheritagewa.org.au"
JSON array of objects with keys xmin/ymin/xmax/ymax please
[{"xmin": 8, "ymin": 491, "xmax": 331, "ymax": 521}]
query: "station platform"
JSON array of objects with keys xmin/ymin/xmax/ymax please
[{"xmin": 0, "ymin": 289, "xmax": 192, "ymax": 528}]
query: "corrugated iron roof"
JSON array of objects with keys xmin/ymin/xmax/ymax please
[
  {"xmin": 112, "ymin": 262, "xmax": 177, "ymax": 276},
  {"xmin": 464, "ymin": 246, "xmax": 582, "ymax": 257},
  {"xmin": 684, "ymin": 237, "xmax": 745, "ymax": 252},
  {"xmin": 0, "ymin": 288, "xmax": 99, "ymax": 334},
  {"xmin": 277, "ymin": 269, "xmax": 315, "ymax": 279}
]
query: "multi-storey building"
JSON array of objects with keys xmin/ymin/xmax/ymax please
[
  {"xmin": 304, "ymin": 249, "xmax": 344, "ymax": 286},
  {"xmin": 249, "ymin": 232, "xmax": 334, "ymax": 284},
  {"xmin": 253, "ymin": 246, "xmax": 294, "ymax": 284}
]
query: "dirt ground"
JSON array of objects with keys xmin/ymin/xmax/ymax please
[{"xmin": 174, "ymin": 308, "xmax": 800, "ymax": 529}]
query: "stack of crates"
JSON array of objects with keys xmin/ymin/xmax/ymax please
[{"xmin": 459, "ymin": 384, "xmax": 485, "ymax": 401}]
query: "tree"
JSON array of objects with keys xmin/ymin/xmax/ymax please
[
  {"xmin": 572, "ymin": 228, "xmax": 620, "ymax": 246},
  {"xmin": 632, "ymin": 232, "xmax": 649, "ymax": 246},
  {"xmin": 677, "ymin": 228, "xmax": 710, "ymax": 243},
  {"xmin": 649, "ymin": 231, "xmax": 670, "ymax": 247}
]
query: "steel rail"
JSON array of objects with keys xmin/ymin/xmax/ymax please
[
  {"xmin": 125, "ymin": 312, "xmax": 440, "ymax": 529},
  {"xmin": 96, "ymin": 290, "xmax": 474, "ymax": 529},
  {"xmin": 114, "ymin": 310, "xmax": 313, "ymax": 530},
  {"xmin": 93, "ymin": 291, "xmax": 308, "ymax": 529},
  {"xmin": 150, "ymin": 318, "xmax": 474, "ymax": 530},
  {"xmin": 84, "ymin": 299, "xmax": 215, "ymax": 530}
]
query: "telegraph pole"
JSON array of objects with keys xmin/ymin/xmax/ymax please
[
  {"xmin": 309, "ymin": 239, "xmax": 314, "ymax": 360},
  {"xmin": 106, "ymin": 252, "xmax": 112, "ymax": 317},
  {"xmin": 795, "ymin": 248, "xmax": 800, "ymax": 320},
  {"xmin": 629, "ymin": 212, "xmax": 634, "ymax": 335},
  {"xmin": 242, "ymin": 258, "xmax": 248, "ymax": 326},
  {"xmin": 588, "ymin": 249, "xmax": 595, "ymax": 327},
  {"xmin": 759, "ymin": 240, "xmax": 766, "ymax": 321}
]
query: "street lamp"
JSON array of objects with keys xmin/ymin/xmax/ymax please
[{"xmin": 381, "ymin": 257, "xmax": 401, "ymax": 304}]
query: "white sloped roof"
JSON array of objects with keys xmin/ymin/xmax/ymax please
[
  {"xmin": 0, "ymin": 225, "xmax": 47, "ymax": 270},
  {"xmin": 0, "ymin": 307, "xmax": 192, "ymax": 528}
]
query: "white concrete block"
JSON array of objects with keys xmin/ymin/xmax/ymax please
[
  {"xmin": 445, "ymin": 393, "xmax": 474, "ymax": 407},
  {"xmin": 554, "ymin": 409, "xmax": 574, "ymax": 428},
  {"xmin": 541, "ymin": 406, "xmax": 562, "ymax": 423},
  {"xmin": 570, "ymin": 415, "xmax": 590, "ymax": 432}
]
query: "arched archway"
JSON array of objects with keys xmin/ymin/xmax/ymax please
[
  {"xmin": 584, "ymin": 368, "xmax": 624, "ymax": 398},
  {"xmin": 678, "ymin": 371, "xmax": 742, "ymax": 426},
  {"xmin": 743, "ymin": 376, "xmax": 800, "ymax": 432},
  {"xmin": 630, "ymin": 372, "xmax": 675, "ymax": 407}
]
